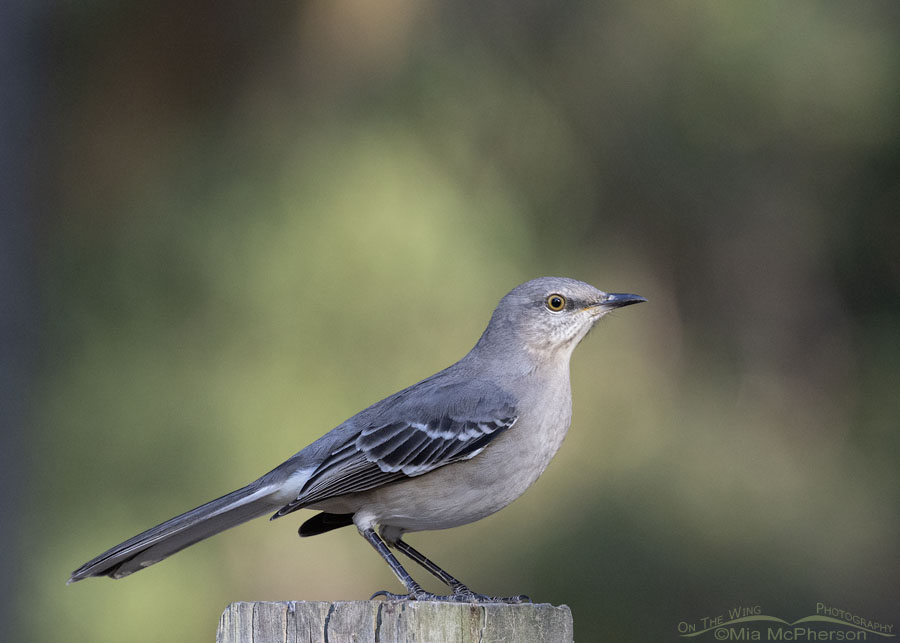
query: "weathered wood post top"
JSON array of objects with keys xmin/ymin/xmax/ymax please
[{"xmin": 216, "ymin": 600, "xmax": 574, "ymax": 643}]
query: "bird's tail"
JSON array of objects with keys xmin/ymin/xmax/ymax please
[{"xmin": 67, "ymin": 480, "xmax": 282, "ymax": 583}]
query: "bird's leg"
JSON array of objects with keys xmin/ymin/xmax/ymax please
[
  {"xmin": 393, "ymin": 538, "xmax": 530, "ymax": 604},
  {"xmin": 392, "ymin": 538, "xmax": 467, "ymax": 593},
  {"xmin": 361, "ymin": 528, "xmax": 529, "ymax": 603},
  {"xmin": 360, "ymin": 528, "xmax": 431, "ymax": 601}
]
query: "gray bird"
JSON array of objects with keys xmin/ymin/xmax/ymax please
[{"xmin": 68, "ymin": 277, "xmax": 645, "ymax": 602}]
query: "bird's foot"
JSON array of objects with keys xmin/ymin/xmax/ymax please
[
  {"xmin": 370, "ymin": 589, "xmax": 457, "ymax": 602},
  {"xmin": 452, "ymin": 587, "xmax": 531, "ymax": 604},
  {"xmin": 370, "ymin": 588, "xmax": 531, "ymax": 604}
]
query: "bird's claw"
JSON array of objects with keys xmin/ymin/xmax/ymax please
[
  {"xmin": 370, "ymin": 589, "xmax": 406, "ymax": 601},
  {"xmin": 370, "ymin": 588, "xmax": 531, "ymax": 604},
  {"xmin": 451, "ymin": 584, "xmax": 531, "ymax": 603},
  {"xmin": 455, "ymin": 591, "xmax": 531, "ymax": 604},
  {"xmin": 370, "ymin": 589, "xmax": 459, "ymax": 602}
]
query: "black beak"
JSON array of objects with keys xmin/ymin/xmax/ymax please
[{"xmin": 602, "ymin": 293, "xmax": 647, "ymax": 309}]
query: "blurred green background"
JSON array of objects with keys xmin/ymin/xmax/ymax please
[{"xmin": 4, "ymin": 1, "xmax": 899, "ymax": 641}]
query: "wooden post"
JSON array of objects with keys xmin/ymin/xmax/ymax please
[{"xmin": 216, "ymin": 600, "xmax": 574, "ymax": 643}]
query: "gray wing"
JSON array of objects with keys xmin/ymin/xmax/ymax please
[{"xmin": 272, "ymin": 379, "xmax": 517, "ymax": 518}]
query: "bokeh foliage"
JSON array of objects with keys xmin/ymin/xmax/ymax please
[{"xmin": 17, "ymin": 1, "xmax": 900, "ymax": 641}]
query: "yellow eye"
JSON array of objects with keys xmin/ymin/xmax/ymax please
[{"xmin": 546, "ymin": 294, "xmax": 566, "ymax": 311}]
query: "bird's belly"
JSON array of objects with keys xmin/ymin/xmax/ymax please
[{"xmin": 344, "ymin": 401, "xmax": 573, "ymax": 533}]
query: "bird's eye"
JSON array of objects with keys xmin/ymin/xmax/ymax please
[{"xmin": 546, "ymin": 294, "xmax": 566, "ymax": 312}]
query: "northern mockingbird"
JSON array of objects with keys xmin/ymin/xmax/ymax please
[{"xmin": 68, "ymin": 277, "xmax": 645, "ymax": 602}]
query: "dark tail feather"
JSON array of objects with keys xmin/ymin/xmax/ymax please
[
  {"xmin": 298, "ymin": 511, "xmax": 355, "ymax": 537},
  {"xmin": 67, "ymin": 481, "xmax": 281, "ymax": 583}
]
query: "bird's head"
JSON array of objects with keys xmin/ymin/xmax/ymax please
[{"xmin": 475, "ymin": 277, "xmax": 646, "ymax": 362}]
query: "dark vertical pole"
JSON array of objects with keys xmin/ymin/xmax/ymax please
[{"xmin": 0, "ymin": 1, "xmax": 40, "ymax": 640}]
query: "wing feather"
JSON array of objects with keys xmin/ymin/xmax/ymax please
[{"xmin": 272, "ymin": 384, "xmax": 517, "ymax": 519}]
